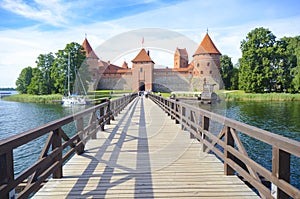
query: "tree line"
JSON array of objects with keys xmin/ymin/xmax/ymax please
[
  {"xmin": 221, "ymin": 27, "xmax": 300, "ymax": 93},
  {"xmin": 16, "ymin": 42, "xmax": 90, "ymax": 95}
]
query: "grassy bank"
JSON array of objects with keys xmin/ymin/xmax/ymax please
[
  {"xmin": 88, "ymin": 90, "xmax": 133, "ymax": 99},
  {"xmin": 3, "ymin": 94, "xmax": 63, "ymax": 104},
  {"xmin": 4, "ymin": 90, "xmax": 300, "ymax": 103},
  {"xmin": 3, "ymin": 90, "xmax": 133, "ymax": 104},
  {"xmin": 153, "ymin": 90, "xmax": 300, "ymax": 101},
  {"xmin": 222, "ymin": 90, "xmax": 300, "ymax": 101}
]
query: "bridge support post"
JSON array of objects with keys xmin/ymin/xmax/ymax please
[
  {"xmin": 272, "ymin": 147, "xmax": 290, "ymax": 199},
  {"xmin": 110, "ymin": 100, "xmax": 115, "ymax": 121},
  {"xmin": 100, "ymin": 106, "xmax": 105, "ymax": 131},
  {"xmin": 52, "ymin": 129, "xmax": 62, "ymax": 178},
  {"xmin": 202, "ymin": 116, "xmax": 209, "ymax": 152},
  {"xmin": 175, "ymin": 99, "xmax": 180, "ymax": 124},
  {"xmin": 76, "ymin": 118, "xmax": 85, "ymax": 154},
  {"xmin": 106, "ymin": 99, "xmax": 111, "ymax": 125},
  {"xmin": 224, "ymin": 127, "xmax": 235, "ymax": 175},
  {"xmin": 0, "ymin": 151, "xmax": 14, "ymax": 198}
]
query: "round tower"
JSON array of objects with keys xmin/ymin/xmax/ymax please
[{"xmin": 192, "ymin": 33, "xmax": 223, "ymax": 90}]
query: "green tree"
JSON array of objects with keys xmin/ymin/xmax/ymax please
[
  {"xmin": 27, "ymin": 68, "xmax": 47, "ymax": 95},
  {"xmin": 52, "ymin": 42, "xmax": 88, "ymax": 95},
  {"xmin": 231, "ymin": 65, "xmax": 239, "ymax": 90},
  {"xmin": 283, "ymin": 36, "xmax": 300, "ymax": 92},
  {"xmin": 220, "ymin": 55, "xmax": 234, "ymax": 89},
  {"xmin": 36, "ymin": 53, "xmax": 55, "ymax": 94},
  {"xmin": 239, "ymin": 27, "xmax": 278, "ymax": 93},
  {"xmin": 16, "ymin": 66, "xmax": 33, "ymax": 94}
]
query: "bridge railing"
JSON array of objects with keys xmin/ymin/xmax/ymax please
[
  {"xmin": 149, "ymin": 93, "xmax": 300, "ymax": 199},
  {"xmin": 0, "ymin": 93, "xmax": 137, "ymax": 199}
]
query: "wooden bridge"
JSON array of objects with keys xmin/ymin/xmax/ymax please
[{"xmin": 0, "ymin": 94, "xmax": 299, "ymax": 198}]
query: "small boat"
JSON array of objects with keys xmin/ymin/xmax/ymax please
[
  {"xmin": 62, "ymin": 95, "xmax": 87, "ymax": 106},
  {"xmin": 62, "ymin": 53, "xmax": 88, "ymax": 106}
]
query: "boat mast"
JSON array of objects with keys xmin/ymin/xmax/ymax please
[{"xmin": 67, "ymin": 52, "xmax": 71, "ymax": 96}]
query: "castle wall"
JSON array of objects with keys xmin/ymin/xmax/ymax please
[{"xmin": 97, "ymin": 74, "xmax": 132, "ymax": 90}]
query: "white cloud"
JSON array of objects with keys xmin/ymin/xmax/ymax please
[{"xmin": 1, "ymin": 0, "xmax": 69, "ymax": 26}]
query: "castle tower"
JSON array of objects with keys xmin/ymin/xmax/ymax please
[
  {"xmin": 131, "ymin": 49, "xmax": 154, "ymax": 91},
  {"xmin": 174, "ymin": 48, "xmax": 188, "ymax": 69},
  {"xmin": 192, "ymin": 33, "xmax": 223, "ymax": 89},
  {"xmin": 82, "ymin": 37, "xmax": 101, "ymax": 90},
  {"xmin": 82, "ymin": 37, "xmax": 99, "ymax": 80}
]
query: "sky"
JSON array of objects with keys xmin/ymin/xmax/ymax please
[{"xmin": 0, "ymin": 0, "xmax": 300, "ymax": 88}]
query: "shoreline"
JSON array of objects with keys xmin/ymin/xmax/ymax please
[
  {"xmin": 221, "ymin": 91, "xmax": 300, "ymax": 101},
  {"xmin": 2, "ymin": 94, "xmax": 63, "ymax": 104},
  {"xmin": 2, "ymin": 91, "xmax": 300, "ymax": 103}
]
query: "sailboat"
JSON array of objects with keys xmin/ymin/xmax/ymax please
[{"xmin": 62, "ymin": 53, "xmax": 88, "ymax": 106}]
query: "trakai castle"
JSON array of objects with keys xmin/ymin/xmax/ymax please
[{"xmin": 82, "ymin": 33, "xmax": 223, "ymax": 92}]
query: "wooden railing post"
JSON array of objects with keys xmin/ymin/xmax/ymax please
[
  {"xmin": 224, "ymin": 127, "xmax": 235, "ymax": 175},
  {"xmin": 202, "ymin": 116, "xmax": 209, "ymax": 152},
  {"xmin": 175, "ymin": 99, "xmax": 180, "ymax": 124},
  {"xmin": 167, "ymin": 100, "xmax": 170, "ymax": 116},
  {"xmin": 76, "ymin": 118, "xmax": 85, "ymax": 154},
  {"xmin": 189, "ymin": 109, "xmax": 196, "ymax": 138},
  {"xmin": 170, "ymin": 102, "xmax": 175, "ymax": 120},
  {"xmin": 52, "ymin": 129, "xmax": 62, "ymax": 179},
  {"xmin": 0, "ymin": 151, "xmax": 14, "ymax": 198},
  {"xmin": 106, "ymin": 99, "xmax": 111, "ymax": 125},
  {"xmin": 100, "ymin": 105, "xmax": 105, "ymax": 131},
  {"xmin": 110, "ymin": 99, "xmax": 115, "ymax": 121},
  {"xmin": 272, "ymin": 147, "xmax": 290, "ymax": 199}
]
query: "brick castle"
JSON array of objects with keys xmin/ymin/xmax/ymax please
[{"xmin": 82, "ymin": 33, "xmax": 223, "ymax": 92}]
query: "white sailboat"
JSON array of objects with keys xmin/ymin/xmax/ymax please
[{"xmin": 62, "ymin": 53, "xmax": 88, "ymax": 106}]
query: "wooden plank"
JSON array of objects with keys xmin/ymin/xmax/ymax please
[{"xmin": 33, "ymin": 97, "xmax": 259, "ymax": 199}]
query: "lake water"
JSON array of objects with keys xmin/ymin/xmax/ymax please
[
  {"xmin": 184, "ymin": 100, "xmax": 300, "ymax": 190},
  {"xmin": 0, "ymin": 99, "xmax": 87, "ymax": 177},
  {"xmin": 0, "ymin": 98, "xmax": 299, "ymax": 190}
]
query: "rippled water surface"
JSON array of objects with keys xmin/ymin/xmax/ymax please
[
  {"xmin": 0, "ymin": 100, "xmax": 87, "ymax": 176},
  {"xmin": 185, "ymin": 100, "xmax": 300, "ymax": 190}
]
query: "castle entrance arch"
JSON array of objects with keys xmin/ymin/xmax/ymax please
[{"xmin": 139, "ymin": 81, "xmax": 145, "ymax": 91}]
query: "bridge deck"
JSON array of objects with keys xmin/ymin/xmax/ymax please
[{"xmin": 33, "ymin": 97, "xmax": 259, "ymax": 198}]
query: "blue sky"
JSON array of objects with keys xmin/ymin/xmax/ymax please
[{"xmin": 0, "ymin": 0, "xmax": 300, "ymax": 87}]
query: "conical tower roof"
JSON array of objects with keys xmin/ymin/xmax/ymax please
[
  {"xmin": 82, "ymin": 38, "xmax": 99, "ymax": 59},
  {"xmin": 193, "ymin": 33, "xmax": 221, "ymax": 56},
  {"xmin": 131, "ymin": 48, "xmax": 154, "ymax": 63}
]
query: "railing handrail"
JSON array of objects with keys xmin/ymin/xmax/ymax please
[
  {"xmin": 0, "ymin": 93, "xmax": 137, "ymax": 198},
  {"xmin": 0, "ymin": 102, "xmax": 108, "ymax": 154},
  {"xmin": 181, "ymin": 101, "xmax": 300, "ymax": 157},
  {"xmin": 149, "ymin": 93, "xmax": 300, "ymax": 199}
]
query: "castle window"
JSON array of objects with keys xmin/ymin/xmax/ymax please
[
  {"xmin": 140, "ymin": 68, "xmax": 143, "ymax": 72},
  {"xmin": 207, "ymin": 62, "xmax": 210, "ymax": 66},
  {"xmin": 200, "ymin": 71, "xmax": 203, "ymax": 74},
  {"xmin": 197, "ymin": 63, "xmax": 200, "ymax": 67},
  {"xmin": 210, "ymin": 70, "xmax": 212, "ymax": 74}
]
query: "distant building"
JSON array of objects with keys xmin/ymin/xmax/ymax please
[{"xmin": 82, "ymin": 33, "xmax": 223, "ymax": 92}]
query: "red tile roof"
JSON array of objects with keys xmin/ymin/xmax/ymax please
[
  {"xmin": 82, "ymin": 38, "xmax": 99, "ymax": 59},
  {"xmin": 131, "ymin": 48, "xmax": 154, "ymax": 63},
  {"xmin": 193, "ymin": 33, "xmax": 221, "ymax": 56}
]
